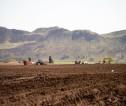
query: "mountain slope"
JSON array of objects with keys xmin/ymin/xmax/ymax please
[
  {"xmin": 101, "ymin": 30, "xmax": 126, "ymax": 43},
  {"xmin": 101, "ymin": 30, "xmax": 126, "ymax": 37},
  {"xmin": 0, "ymin": 27, "xmax": 126, "ymax": 62}
]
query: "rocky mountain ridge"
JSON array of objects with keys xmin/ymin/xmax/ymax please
[{"xmin": 0, "ymin": 26, "xmax": 126, "ymax": 63}]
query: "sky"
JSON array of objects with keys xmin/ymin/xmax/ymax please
[{"xmin": 0, "ymin": 0, "xmax": 126, "ymax": 34}]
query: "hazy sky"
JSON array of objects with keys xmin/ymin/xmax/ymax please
[{"xmin": 0, "ymin": 0, "xmax": 126, "ymax": 34}]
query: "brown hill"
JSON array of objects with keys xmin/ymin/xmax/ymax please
[{"xmin": 0, "ymin": 27, "xmax": 126, "ymax": 63}]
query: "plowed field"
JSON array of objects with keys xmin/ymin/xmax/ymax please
[{"xmin": 0, "ymin": 64, "xmax": 126, "ymax": 106}]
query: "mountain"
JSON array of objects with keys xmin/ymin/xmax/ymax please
[
  {"xmin": 101, "ymin": 30, "xmax": 126, "ymax": 43},
  {"xmin": 0, "ymin": 26, "xmax": 126, "ymax": 63},
  {"xmin": 101, "ymin": 30, "xmax": 126, "ymax": 37}
]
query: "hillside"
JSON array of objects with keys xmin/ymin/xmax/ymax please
[
  {"xmin": 101, "ymin": 30, "xmax": 126, "ymax": 37},
  {"xmin": 101, "ymin": 30, "xmax": 126, "ymax": 43},
  {"xmin": 0, "ymin": 27, "xmax": 126, "ymax": 63}
]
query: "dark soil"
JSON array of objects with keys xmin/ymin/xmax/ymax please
[{"xmin": 0, "ymin": 64, "xmax": 126, "ymax": 106}]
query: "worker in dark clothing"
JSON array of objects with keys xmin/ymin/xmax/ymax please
[{"xmin": 36, "ymin": 59, "xmax": 44, "ymax": 65}]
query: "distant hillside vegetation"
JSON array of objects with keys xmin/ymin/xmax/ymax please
[{"xmin": 0, "ymin": 26, "xmax": 126, "ymax": 63}]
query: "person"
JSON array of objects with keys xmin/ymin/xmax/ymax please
[
  {"xmin": 23, "ymin": 60, "xmax": 28, "ymax": 65},
  {"xmin": 36, "ymin": 59, "xmax": 44, "ymax": 65},
  {"xmin": 28, "ymin": 57, "xmax": 31, "ymax": 62}
]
